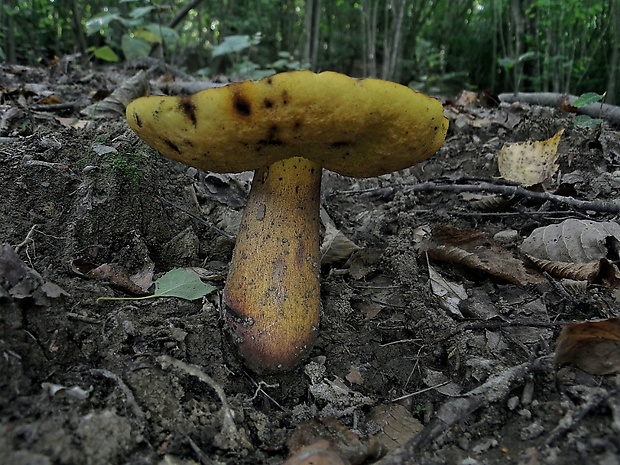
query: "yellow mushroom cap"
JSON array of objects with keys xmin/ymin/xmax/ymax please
[{"xmin": 126, "ymin": 71, "xmax": 448, "ymax": 178}]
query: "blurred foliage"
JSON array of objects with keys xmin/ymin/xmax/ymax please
[{"xmin": 1, "ymin": 0, "xmax": 619, "ymax": 102}]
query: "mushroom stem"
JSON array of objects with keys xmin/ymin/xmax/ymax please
[{"xmin": 222, "ymin": 156, "xmax": 322, "ymax": 373}]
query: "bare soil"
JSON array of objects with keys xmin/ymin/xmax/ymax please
[{"xmin": 1, "ymin": 64, "xmax": 620, "ymax": 465}]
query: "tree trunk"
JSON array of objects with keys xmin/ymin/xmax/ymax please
[
  {"xmin": 70, "ymin": 0, "xmax": 88, "ymax": 62},
  {"xmin": 360, "ymin": 0, "xmax": 379, "ymax": 77},
  {"xmin": 608, "ymin": 0, "xmax": 620, "ymax": 104},
  {"xmin": 383, "ymin": 0, "xmax": 407, "ymax": 81}
]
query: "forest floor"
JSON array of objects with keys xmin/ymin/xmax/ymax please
[{"xmin": 1, "ymin": 63, "xmax": 620, "ymax": 465}]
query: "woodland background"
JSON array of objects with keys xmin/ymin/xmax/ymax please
[{"xmin": 1, "ymin": 0, "xmax": 619, "ymax": 101}]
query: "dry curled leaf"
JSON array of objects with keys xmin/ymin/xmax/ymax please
[
  {"xmin": 421, "ymin": 225, "xmax": 544, "ymax": 286},
  {"xmin": 525, "ymin": 255, "xmax": 620, "ymax": 287},
  {"xmin": 555, "ymin": 318, "xmax": 620, "ymax": 375},
  {"xmin": 521, "ymin": 219, "xmax": 620, "ymax": 263},
  {"xmin": 498, "ymin": 129, "xmax": 564, "ymax": 186}
]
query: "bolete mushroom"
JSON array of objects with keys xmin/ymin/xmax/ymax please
[{"xmin": 126, "ymin": 70, "xmax": 447, "ymax": 373}]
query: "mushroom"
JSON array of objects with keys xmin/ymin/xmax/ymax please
[{"xmin": 126, "ymin": 70, "xmax": 448, "ymax": 373}]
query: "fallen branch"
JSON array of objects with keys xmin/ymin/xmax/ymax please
[
  {"xmin": 406, "ymin": 181, "xmax": 620, "ymax": 214},
  {"xmin": 375, "ymin": 356, "xmax": 552, "ymax": 465},
  {"xmin": 545, "ymin": 384, "xmax": 620, "ymax": 445},
  {"xmin": 498, "ymin": 92, "xmax": 620, "ymax": 125},
  {"xmin": 334, "ymin": 180, "xmax": 620, "ymax": 214}
]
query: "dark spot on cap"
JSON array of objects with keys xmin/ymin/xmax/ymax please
[
  {"xmin": 330, "ymin": 141, "xmax": 352, "ymax": 149},
  {"xmin": 282, "ymin": 90, "xmax": 290, "ymax": 105},
  {"xmin": 179, "ymin": 96, "xmax": 197, "ymax": 126},
  {"xmin": 263, "ymin": 99, "xmax": 274, "ymax": 109},
  {"xmin": 293, "ymin": 120, "xmax": 302, "ymax": 130},
  {"xmin": 134, "ymin": 113, "xmax": 142, "ymax": 128},
  {"xmin": 266, "ymin": 77, "xmax": 273, "ymax": 85},
  {"xmin": 164, "ymin": 139, "xmax": 181, "ymax": 154},
  {"xmin": 258, "ymin": 125, "xmax": 283, "ymax": 147},
  {"xmin": 233, "ymin": 92, "xmax": 252, "ymax": 117}
]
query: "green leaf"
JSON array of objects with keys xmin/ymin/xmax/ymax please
[
  {"xmin": 573, "ymin": 92, "xmax": 605, "ymax": 108},
  {"xmin": 121, "ymin": 34, "xmax": 151, "ymax": 59},
  {"xmin": 212, "ymin": 34, "xmax": 260, "ymax": 57},
  {"xmin": 154, "ymin": 268, "xmax": 216, "ymax": 300},
  {"xmin": 574, "ymin": 114, "xmax": 603, "ymax": 128},
  {"xmin": 93, "ymin": 46, "xmax": 120, "ymax": 62},
  {"xmin": 130, "ymin": 6, "xmax": 156, "ymax": 19},
  {"xmin": 145, "ymin": 24, "xmax": 180, "ymax": 44},
  {"xmin": 86, "ymin": 13, "xmax": 121, "ymax": 35},
  {"xmin": 134, "ymin": 28, "xmax": 161, "ymax": 44}
]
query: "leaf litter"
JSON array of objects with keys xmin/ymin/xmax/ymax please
[{"xmin": 3, "ymin": 64, "xmax": 620, "ymax": 465}]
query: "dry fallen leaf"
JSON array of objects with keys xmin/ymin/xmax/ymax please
[
  {"xmin": 525, "ymin": 255, "xmax": 620, "ymax": 287},
  {"xmin": 521, "ymin": 219, "xmax": 620, "ymax": 263},
  {"xmin": 427, "ymin": 262, "xmax": 466, "ymax": 318},
  {"xmin": 555, "ymin": 318, "xmax": 620, "ymax": 375},
  {"xmin": 498, "ymin": 129, "xmax": 564, "ymax": 186},
  {"xmin": 286, "ymin": 418, "xmax": 381, "ymax": 465},
  {"xmin": 283, "ymin": 440, "xmax": 347, "ymax": 465},
  {"xmin": 367, "ymin": 404, "xmax": 424, "ymax": 453},
  {"xmin": 320, "ymin": 222, "xmax": 362, "ymax": 266},
  {"xmin": 420, "ymin": 225, "xmax": 544, "ymax": 286}
]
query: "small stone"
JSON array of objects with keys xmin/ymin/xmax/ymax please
[
  {"xmin": 493, "ymin": 229, "xmax": 519, "ymax": 246},
  {"xmin": 507, "ymin": 395, "xmax": 520, "ymax": 410},
  {"xmin": 520, "ymin": 422, "xmax": 545, "ymax": 440}
]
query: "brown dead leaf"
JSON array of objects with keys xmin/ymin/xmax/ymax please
[
  {"xmin": 286, "ymin": 418, "xmax": 381, "ymax": 465},
  {"xmin": 38, "ymin": 95, "xmax": 61, "ymax": 105},
  {"xmin": 455, "ymin": 90, "xmax": 478, "ymax": 106},
  {"xmin": 283, "ymin": 440, "xmax": 347, "ymax": 465},
  {"xmin": 89, "ymin": 264, "xmax": 147, "ymax": 295},
  {"xmin": 71, "ymin": 258, "xmax": 150, "ymax": 295},
  {"xmin": 54, "ymin": 116, "xmax": 90, "ymax": 129},
  {"xmin": 345, "ymin": 366, "xmax": 364, "ymax": 385},
  {"xmin": 367, "ymin": 404, "xmax": 424, "ymax": 453},
  {"xmin": 421, "ymin": 225, "xmax": 544, "ymax": 285},
  {"xmin": 498, "ymin": 129, "xmax": 564, "ymax": 186},
  {"xmin": 555, "ymin": 318, "xmax": 620, "ymax": 375},
  {"xmin": 525, "ymin": 255, "xmax": 620, "ymax": 287}
]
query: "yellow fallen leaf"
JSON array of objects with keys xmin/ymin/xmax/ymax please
[{"xmin": 498, "ymin": 129, "xmax": 564, "ymax": 186}]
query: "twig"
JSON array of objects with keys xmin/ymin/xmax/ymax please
[
  {"xmin": 244, "ymin": 373, "xmax": 286, "ymax": 412},
  {"xmin": 391, "ymin": 381, "xmax": 451, "ymax": 402},
  {"xmin": 404, "ymin": 182, "xmax": 620, "ymax": 214},
  {"xmin": 89, "ymin": 368, "xmax": 145, "ymax": 420},
  {"xmin": 157, "ymin": 355, "xmax": 238, "ymax": 439},
  {"xmin": 498, "ymin": 92, "xmax": 620, "ymax": 124},
  {"xmin": 545, "ymin": 385, "xmax": 620, "ymax": 445},
  {"xmin": 158, "ymin": 195, "xmax": 235, "ymax": 240},
  {"xmin": 334, "ymin": 180, "xmax": 620, "ymax": 214},
  {"xmin": 375, "ymin": 355, "xmax": 552, "ymax": 465},
  {"xmin": 15, "ymin": 224, "xmax": 38, "ymax": 253},
  {"xmin": 66, "ymin": 312, "xmax": 100, "ymax": 324}
]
